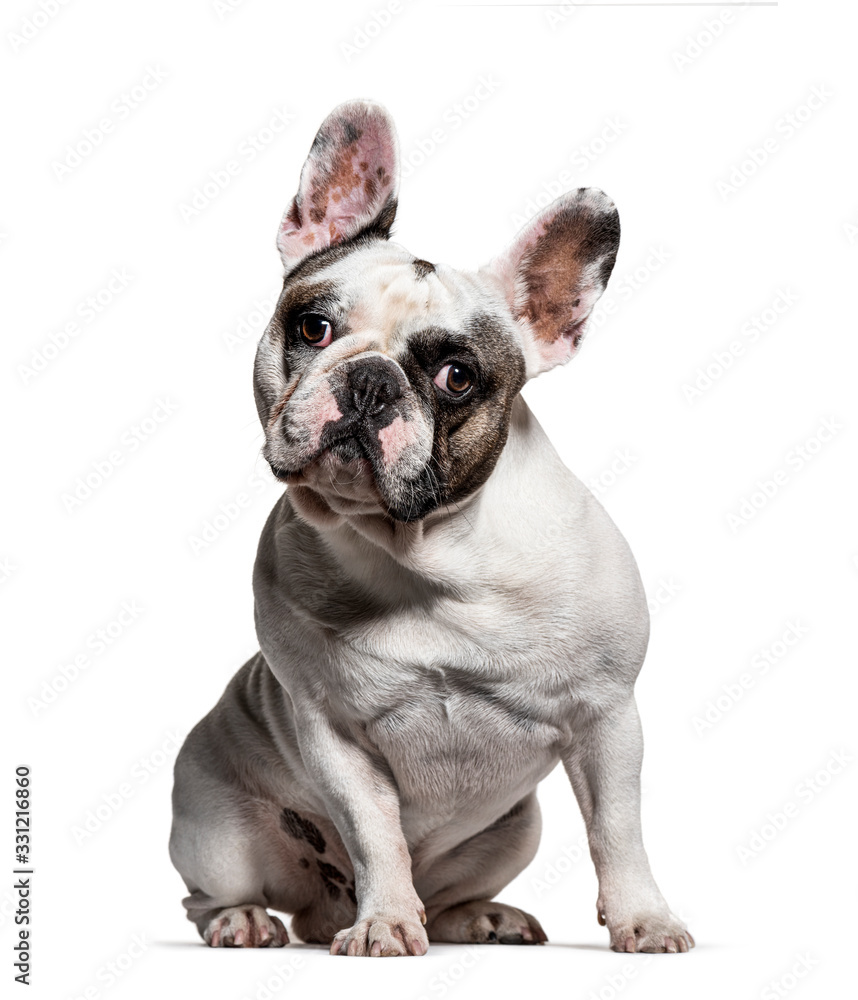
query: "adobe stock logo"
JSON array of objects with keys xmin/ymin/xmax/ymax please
[
  {"xmin": 18, "ymin": 268, "xmax": 134, "ymax": 385},
  {"xmin": 7, "ymin": 0, "xmax": 73, "ymax": 52},
  {"xmin": 399, "ymin": 76, "xmax": 501, "ymax": 180},
  {"xmin": 735, "ymin": 749, "xmax": 851, "ymax": 865},
  {"xmin": 51, "ymin": 66, "xmax": 169, "ymax": 180},
  {"xmin": 27, "ymin": 601, "xmax": 146, "ymax": 717},
  {"xmin": 691, "ymin": 619, "xmax": 809, "ymax": 736},
  {"xmin": 510, "ymin": 117, "xmax": 628, "ymax": 228},
  {"xmin": 60, "ymin": 398, "xmax": 179, "ymax": 513},
  {"xmin": 717, "ymin": 85, "xmax": 833, "ymax": 201},
  {"xmin": 340, "ymin": 0, "xmax": 413, "ymax": 63},
  {"xmin": 726, "ymin": 417, "xmax": 843, "ymax": 532},
  {"xmin": 177, "ymin": 108, "xmax": 296, "ymax": 222},
  {"xmin": 682, "ymin": 288, "xmax": 798, "ymax": 404},
  {"xmin": 671, "ymin": 3, "xmax": 751, "ymax": 74}
]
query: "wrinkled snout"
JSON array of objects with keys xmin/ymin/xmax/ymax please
[
  {"xmin": 262, "ymin": 350, "xmax": 437, "ymax": 520},
  {"xmin": 317, "ymin": 356, "xmax": 416, "ymax": 468}
]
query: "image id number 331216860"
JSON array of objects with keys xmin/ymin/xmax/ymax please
[{"xmin": 13, "ymin": 766, "xmax": 32, "ymax": 986}]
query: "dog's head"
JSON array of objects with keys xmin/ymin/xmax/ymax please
[{"xmin": 254, "ymin": 100, "xmax": 620, "ymax": 524}]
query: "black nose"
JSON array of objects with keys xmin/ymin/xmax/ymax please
[{"xmin": 348, "ymin": 361, "xmax": 402, "ymax": 417}]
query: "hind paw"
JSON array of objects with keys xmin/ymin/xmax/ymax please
[{"xmin": 204, "ymin": 905, "xmax": 290, "ymax": 948}]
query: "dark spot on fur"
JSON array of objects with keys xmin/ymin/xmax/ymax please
[
  {"xmin": 316, "ymin": 860, "xmax": 347, "ymax": 884},
  {"xmin": 298, "ymin": 857, "xmax": 310, "ymax": 869},
  {"xmin": 304, "ymin": 121, "xmax": 370, "ymax": 235},
  {"xmin": 413, "ymin": 259, "xmax": 435, "ymax": 278},
  {"xmin": 280, "ymin": 808, "xmax": 327, "ymax": 853},
  {"xmin": 342, "ymin": 121, "xmax": 361, "ymax": 144},
  {"xmin": 279, "ymin": 807, "xmax": 304, "ymax": 840},
  {"xmin": 320, "ymin": 876, "xmax": 341, "ymax": 900}
]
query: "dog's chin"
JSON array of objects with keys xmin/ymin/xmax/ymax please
[
  {"xmin": 270, "ymin": 445, "xmax": 385, "ymax": 518},
  {"xmin": 268, "ymin": 441, "xmax": 443, "ymax": 525}
]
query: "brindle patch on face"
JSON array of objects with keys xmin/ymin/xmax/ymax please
[
  {"xmin": 280, "ymin": 808, "xmax": 327, "ymax": 854},
  {"xmin": 275, "ymin": 277, "xmax": 344, "ymax": 344},
  {"xmin": 399, "ymin": 312, "xmax": 526, "ymax": 506},
  {"xmin": 253, "ymin": 273, "xmax": 349, "ymax": 429},
  {"xmin": 519, "ymin": 192, "xmax": 619, "ymax": 343}
]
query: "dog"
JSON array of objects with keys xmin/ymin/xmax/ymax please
[{"xmin": 169, "ymin": 99, "xmax": 694, "ymax": 957}]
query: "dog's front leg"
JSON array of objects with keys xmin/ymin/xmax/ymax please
[
  {"xmin": 298, "ymin": 708, "xmax": 428, "ymax": 957},
  {"xmin": 562, "ymin": 695, "xmax": 694, "ymax": 954}
]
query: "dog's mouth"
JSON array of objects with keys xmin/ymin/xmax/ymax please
[
  {"xmin": 268, "ymin": 433, "xmax": 371, "ymax": 483},
  {"xmin": 266, "ymin": 420, "xmax": 442, "ymax": 522}
]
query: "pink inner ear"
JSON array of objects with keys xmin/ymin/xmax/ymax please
[
  {"xmin": 488, "ymin": 188, "xmax": 619, "ymax": 375},
  {"xmin": 278, "ymin": 107, "xmax": 398, "ymax": 266}
]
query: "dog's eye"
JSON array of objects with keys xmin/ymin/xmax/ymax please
[
  {"xmin": 434, "ymin": 363, "xmax": 474, "ymax": 397},
  {"xmin": 299, "ymin": 314, "xmax": 334, "ymax": 347}
]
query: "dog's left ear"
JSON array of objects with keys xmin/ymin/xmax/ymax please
[
  {"xmin": 485, "ymin": 188, "xmax": 620, "ymax": 377},
  {"xmin": 277, "ymin": 100, "xmax": 399, "ymax": 272}
]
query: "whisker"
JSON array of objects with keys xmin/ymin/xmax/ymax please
[{"xmin": 427, "ymin": 454, "xmax": 476, "ymax": 535}]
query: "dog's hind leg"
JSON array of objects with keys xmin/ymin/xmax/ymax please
[
  {"xmin": 170, "ymin": 742, "xmax": 289, "ymax": 945},
  {"xmin": 170, "ymin": 729, "xmax": 356, "ymax": 947}
]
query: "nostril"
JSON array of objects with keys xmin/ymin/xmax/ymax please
[
  {"xmin": 377, "ymin": 377, "xmax": 399, "ymax": 405},
  {"xmin": 348, "ymin": 363, "xmax": 402, "ymax": 416}
]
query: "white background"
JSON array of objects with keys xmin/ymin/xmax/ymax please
[{"xmin": 2, "ymin": 1, "xmax": 857, "ymax": 998}]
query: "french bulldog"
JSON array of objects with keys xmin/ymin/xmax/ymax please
[{"xmin": 169, "ymin": 100, "xmax": 694, "ymax": 957}]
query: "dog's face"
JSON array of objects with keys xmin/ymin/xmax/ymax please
[{"xmin": 254, "ymin": 101, "xmax": 620, "ymax": 523}]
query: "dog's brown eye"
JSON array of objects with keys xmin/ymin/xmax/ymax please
[
  {"xmin": 300, "ymin": 314, "xmax": 333, "ymax": 347},
  {"xmin": 434, "ymin": 363, "xmax": 474, "ymax": 396}
]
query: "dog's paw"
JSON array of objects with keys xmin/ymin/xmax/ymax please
[
  {"xmin": 428, "ymin": 900, "xmax": 548, "ymax": 944},
  {"xmin": 600, "ymin": 906, "xmax": 694, "ymax": 954},
  {"xmin": 204, "ymin": 905, "xmax": 290, "ymax": 948},
  {"xmin": 330, "ymin": 915, "xmax": 429, "ymax": 957}
]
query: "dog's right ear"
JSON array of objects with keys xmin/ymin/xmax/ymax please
[{"xmin": 276, "ymin": 100, "xmax": 399, "ymax": 273}]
